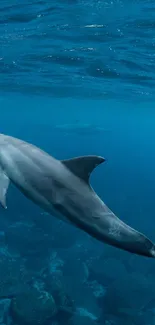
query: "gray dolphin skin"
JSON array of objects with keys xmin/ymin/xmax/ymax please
[{"xmin": 0, "ymin": 133, "xmax": 154, "ymax": 258}]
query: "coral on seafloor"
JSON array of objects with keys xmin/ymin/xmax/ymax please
[
  {"xmin": 0, "ymin": 214, "xmax": 155, "ymax": 325},
  {"xmin": 102, "ymin": 272, "xmax": 155, "ymax": 324},
  {"xmin": 10, "ymin": 287, "xmax": 57, "ymax": 325},
  {"xmin": 0, "ymin": 255, "xmax": 30, "ymax": 298}
]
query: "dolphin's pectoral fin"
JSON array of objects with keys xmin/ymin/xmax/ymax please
[
  {"xmin": 61, "ymin": 155, "xmax": 105, "ymax": 183},
  {"xmin": 0, "ymin": 170, "xmax": 10, "ymax": 209}
]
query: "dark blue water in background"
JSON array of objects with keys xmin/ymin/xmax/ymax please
[{"xmin": 0, "ymin": 1, "xmax": 155, "ymax": 325}]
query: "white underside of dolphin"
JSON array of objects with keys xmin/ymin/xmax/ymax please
[{"xmin": 0, "ymin": 133, "xmax": 154, "ymax": 258}]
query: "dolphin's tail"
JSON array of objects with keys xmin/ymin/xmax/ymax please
[
  {"xmin": 130, "ymin": 232, "xmax": 155, "ymax": 258},
  {"xmin": 109, "ymin": 220, "xmax": 155, "ymax": 258},
  {"xmin": 149, "ymin": 244, "xmax": 155, "ymax": 257},
  {"xmin": 97, "ymin": 208, "xmax": 155, "ymax": 258},
  {"xmin": 140, "ymin": 234, "xmax": 155, "ymax": 258}
]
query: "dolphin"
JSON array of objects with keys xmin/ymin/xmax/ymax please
[{"xmin": 0, "ymin": 133, "xmax": 154, "ymax": 257}]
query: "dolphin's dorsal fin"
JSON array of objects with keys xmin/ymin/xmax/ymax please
[
  {"xmin": 61, "ymin": 155, "xmax": 105, "ymax": 183},
  {"xmin": 0, "ymin": 169, "xmax": 10, "ymax": 209}
]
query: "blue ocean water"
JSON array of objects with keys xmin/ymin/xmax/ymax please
[{"xmin": 0, "ymin": 1, "xmax": 155, "ymax": 325}]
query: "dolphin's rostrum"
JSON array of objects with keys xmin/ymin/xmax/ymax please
[{"xmin": 0, "ymin": 133, "xmax": 154, "ymax": 258}]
